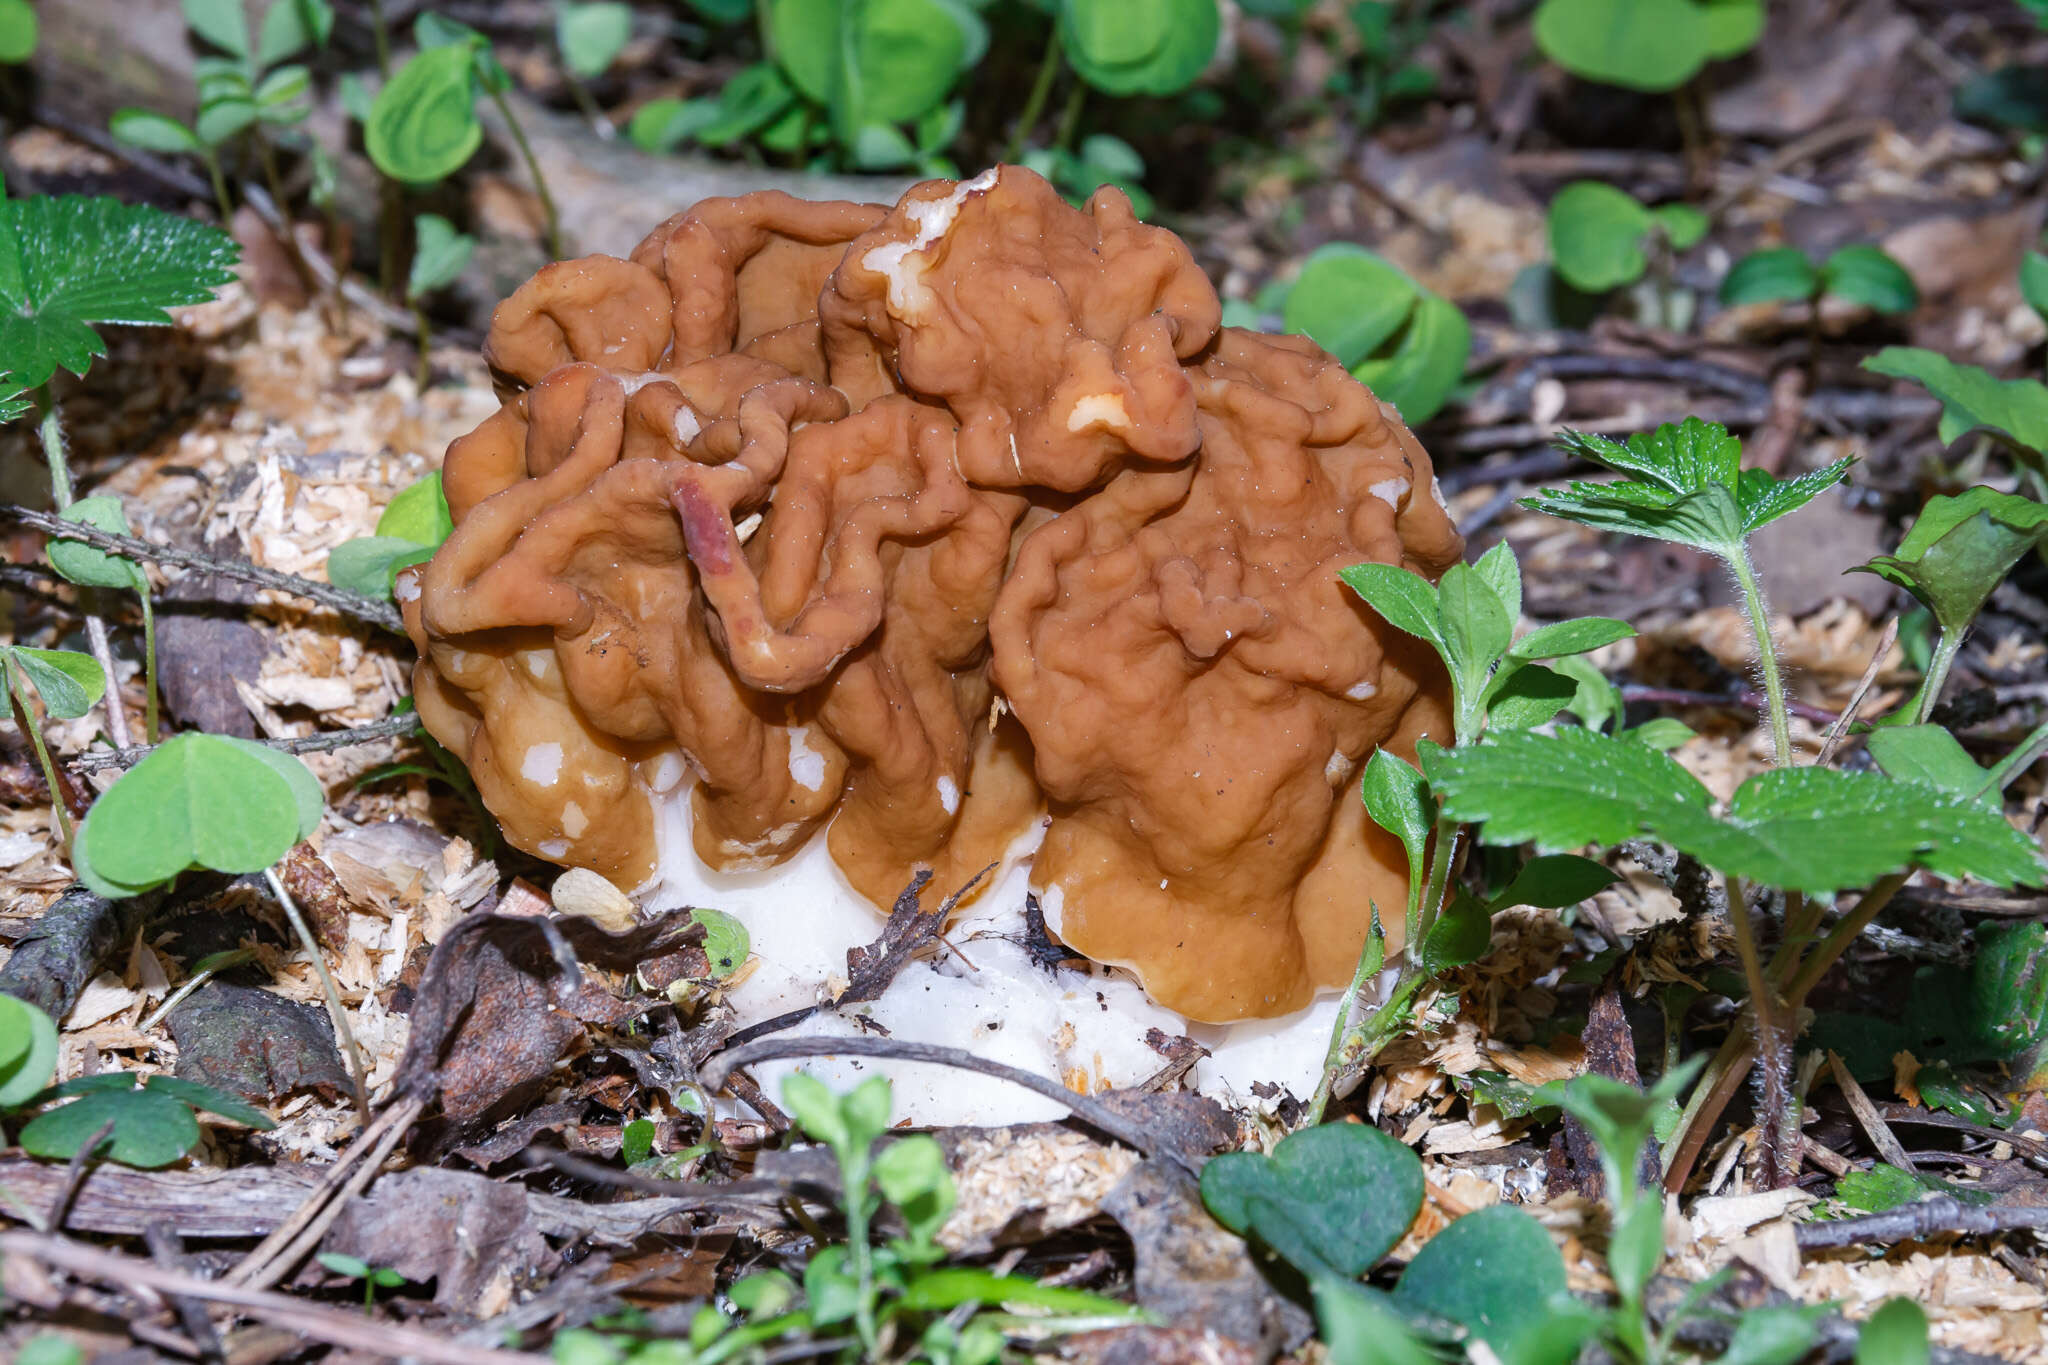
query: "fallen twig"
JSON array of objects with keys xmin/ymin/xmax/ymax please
[
  {"xmin": 66, "ymin": 714, "xmax": 423, "ymax": 774},
  {"xmin": 1826, "ymin": 1051, "xmax": 1917, "ymax": 1173},
  {"xmin": 1619, "ymin": 684, "xmax": 1841, "ymax": 729},
  {"xmin": 0, "ymin": 1227, "xmax": 552, "ymax": 1365},
  {"xmin": 702, "ymin": 1035, "xmax": 1171, "ymax": 1164},
  {"xmin": 0, "ymin": 504, "xmax": 403, "ymax": 632},
  {"xmin": 1796, "ymin": 1195, "xmax": 2048, "ymax": 1250}
]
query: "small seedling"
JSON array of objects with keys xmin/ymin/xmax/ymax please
[
  {"xmin": 554, "ymin": 0, "xmax": 633, "ymax": 131},
  {"xmin": 316, "ymin": 1252, "xmax": 411, "ymax": 1308},
  {"xmin": 1721, "ymin": 243, "xmax": 1919, "ymax": 317},
  {"xmin": 1057, "ymin": 0, "xmax": 1220, "ymax": 98},
  {"xmin": 0, "ymin": 645, "xmax": 105, "ymax": 846},
  {"xmin": 1533, "ymin": 0, "xmax": 1763, "ymax": 93},
  {"xmin": 402, "ymin": 216, "xmax": 476, "ymax": 387},
  {"xmin": 765, "ymin": 0, "xmax": 987, "ymax": 171},
  {"xmin": 1546, "ymin": 180, "xmax": 1707, "ymax": 327},
  {"xmin": 328, "ymin": 471, "xmax": 455, "ymax": 600},
  {"xmin": 1278, "ymin": 243, "xmax": 1471, "ymax": 424},
  {"xmin": 1021, "ymin": 133, "xmax": 1152, "ymax": 218},
  {"xmin": 1857, "ymin": 1298, "xmax": 1931, "ymax": 1365}
]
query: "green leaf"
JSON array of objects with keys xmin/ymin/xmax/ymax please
[
  {"xmin": 1391, "ymin": 1205, "xmax": 1571, "ymax": 1358},
  {"xmin": 0, "ymin": 195, "xmax": 239, "ymax": 389},
  {"xmin": 1655, "ymin": 766, "xmax": 2045, "ymax": 893},
  {"xmin": 1554, "ymin": 653, "xmax": 1622, "ymax": 734},
  {"xmin": 1721, "ymin": 246, "xmax": 1819, "ymax": 306},
  {"xmin": 1532, "ymin": 0, "xmax": 1720, "ymax": 93},
  {"xmin": 557, "ymin": 2, "xmax": 633, "ymax": 79},
  {"xmin": 1060, "ymin": 0, "xmax": 1219, "ymax": 97},
  {"xmin": 214, "ymin": 736, "xmax": 324, "ymax": 841},
  {"xmin": 693, "ymin": 63, "xmax": 797, "ymax": 146},
  {"xmin": 16, "ymin": 1337, "xmax": 80, "ymax": 1365},
  {"xmin": 1483, "ymin": 662, "xmax": 1578, "ymax": 733},
  {"xmin": 196, "ymin": 95, "xmax": 260, "ymax": 145},
  {"xmin": 804, "ymin": 1245, "xmax": 860, "ymax": 1326},
  {"xmin": 1200, "ymin": 1123, "xmax": 1423, "ymax": 1279},
  {"xmin": 691, "ymin": 907, "xmax": 749, "ymax": 978},
  {"xmin": 1863, "ymin": 347, "xmax": 2048, "ymax": 453},
  {"xmin": 0, "ymin": 993, "xmax": 59, "ymax": 1107},
  {"xmin": 1552, "ymin": 1058, "xmax": 1704, "ymax": 1208},
  {"xmin": 1419, "ymin": 888, "xmax": 1492, "ymax": 972},
  {"xmin": 327, "ymin": 536, "xmax": 435, "ymax": 600},
  {"xmin": 1621, "ymin": 716, "xmax": 1695, "ymax": 750},
  {"xmin": 1850, "ymin": 487, "xmax": 2048, "ymax": 635},
  {"xmin": 47, "ymin": 495, "xmax": 147, "ymax": 591},
  {"xmin": 1077, "ymin": 131, "xmax": 1143, "ymax": 181},
  {"xmin": 19, "ymin": 1086, "xmax": 202, "ymax": 1167},
  {"xmin": 5, "ymin": 647, "xmax": 107, "ymax": 720},
  {"xmin": 1835, "ymin": 1163, "xmax": 1929, "ymax": 1214},
  {"xmin": 258, "ymin": 0, "xmax": 334, "ymax": 65},
  {"xmin": 144, "ymin": 1073, "xmax": 277, "ymax": 1128},
  {"xmin": 628, "ymin": 96, "xmax": 720, "ymax": 153},
  {"xmin": 2023, "ymin": 252, "xmax": 2048, "ymax": 323},
  {"xmin": 851, "ymin": 124, "xmax": 918, "ymax": 171},
  {"xmin": 1701, "ymin": 0, "xmax": 1765, "ymax": 57},
  {"xmin": 0, "ymin": 0, "xmax": 37, "ymax": 64},
  {"xmin": 1866, "ymin": 725, "xmax": 1990, "ymax": 803},
  {"xmin": 1821, "ymin": 244, "xmax": 1919, "ymax": 314},
  {"xmin": 728, "ymin": 1269, "xmax": 798, "ymax": 1317},
  {"xmin": 110, "ymin": 109, "xmax": 203, "ymax": 156},
  {"xmin": 1858, "ymin": 1298, "xmax": 1930, "ymax": 1365},
  {"xmin": 840, "ymin": 1074, "xmax": 891, "ymax": 1148},
  {"xmin": 1421, "ymin": 727, "xmax": 1713, "ymax": 852},
  {"xmin": 1472, "ymin": 540, "xmax": 1522, "ymax": 624},
  {"xmin": 406, "ymin": 216, "xmax": 475, "ymax": 301},
  {"xmin": 1720, "ymin": 1306, "xmax": 1824, "ymax": 1365},
  {"xmin": 895, "ymin": 1267, "xmax": 1145, "ymax": 1317},
  {"xmin": 874, "ymin": 1135, "xmax": 955, "ymax": 1239},
  {"xmin": 74, "ymin": 733, "xmax": 309, "ymax": 896},
  {"xmin": 255, "ymin": 64, "xmax": 312, "ymax": 110},
  {"xmin": 365, "ymin": 43, "xmax": 483, "ymax": 185},
  {"xmin": 318, "ymin": 1251, "xmax": 373, "ymax": 1279},
  {"xmin": 1437, "ymin": 562, "xmax": 1512, "ymax": 701},
  {"xmin": 1547, "ymin": 180, "xmax": 1654, "ymax": 292},
  {"xmin": 1492, "ymin": 853, "xmax": 1618, "ymax": 911},
  {"xmin": 1509, "ymin": 617, "xmax": 1635, "ymax": 660},
  {"xmin": 1283, "ymin": 244, "xmax": 1418, "ymax": 370},
  {"xmin": 1360, "ymin": 750, "xmax": 1432, "ymax": 896},
  {"xmin": 621, "ymin": 1116, "xmax": 656, "ymax": 1165},
  {"xmin": 1650, "ymin": 202, "xmax": 1709, "ymax": 251},
  {"xmin": 0, "ymin": 374, "xmax": 28, "ymax": 424},
  {"xmin": 183, "ymin": 0, "xmax": 250, "ymax": 59},
  {"xmin": 1339, "ymin": 563, "xmax": 1442, "ymax": 651},
  {"xmin": 1353, "ymin": 291, "xmax": 1470, "ymax": 425},
  {"xmin": 1607, "ymin": 1195, "xmax": 1665, "ymax": 1303},
  {"xmin": 780, "ymin": 1072, "xmax": 849, "ymax": 1150},
  {"xmin": 1968, "ymin": 922, "xmax": 2048, "ymax": 1075},
  {"xmin": 1312, "ymin": 1279, "xmax": 1437, "ymax": 1365}
]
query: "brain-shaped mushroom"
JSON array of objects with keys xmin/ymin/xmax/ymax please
[{"xmin": 402, "ymin": 166, "xmax": 1464, "ymax": 1022}]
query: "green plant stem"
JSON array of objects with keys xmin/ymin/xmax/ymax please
[
  {"xmin": 1054, "ymin": 82, "xmax": 1086, "ymax": 155},
  {"xmin": 37, "ymin": 395, "xmax": 73, "ymax": 508},
  {"xmin": 368, "ymin": 0, "xmax": 392, "ymax": 76},
  {"xmin": 842, "ymin": 1149, "xmax": 879, "ymax": 1354},
  {"xmin": 1006, "ymin": 29, "xmax": 1064, "ymax": 165},
  {"xmin": 264, "ymin": 866, "xmax": 372, "ymax": 1127},
  {"xmin": 138, "ymin": 589, "xmax": 159, "ymax": 745},
  {"xmin": 257, "ymin": 139, "xmax": 316, "ymax": 291},
  {"xmin": 1913, "ymin": 628, "xmax": 1963, "ymax": 725},
  {"xmin": 6, "ymin": 665, "xmax": 73, "ymax": 850},
  {"xmin": 1725, "ymin": 868, "xmax": 1798, "ymax": 1187},
  {"xmin": 1726, "ymin": 542, "xmax": 1793, "ymax": 766},
  {"xmin": 411, "ymin": 300, "xmax": 433, "ymax": 390},
  {"xmin": 486, "ymin": 86, "xmax": 564, "ymax": 260},
  {"xmin": 137, "ymin": 950, "xmax": 254, "ymax": 1033},
  {"xmin": 201, "ymin": 150, "xmax": 235, "ymax": 225},
  {"xmin": 1782, "ymin": 871, "xmax": 1910, "ymax": 1008},
  {"xmin": 38, "ymin": 395, "xmax": 135, "ymax": 750},
  {"xmin": 1984, "ymin": 716, "xmax": 2048, "ymax": 792}
]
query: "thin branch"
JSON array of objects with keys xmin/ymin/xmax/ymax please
[
  {"xmin": 702, "ymin": 1036, "xmax": 1174, "ymax": 1165},
  {"xmin": 1795, "ymin": 1195, "xmax": 2048, "ymax": 1250},
  {"xmin": 1, "ymin": 505, "xmax": 403, "ymax": 633},
  {"xmin": 0, "ymin": 1227, "xmax": 551, "ymax": 1365},
  {"xmin": 67, "ymin": 715, "xmax": 423, "ymax": 774}
]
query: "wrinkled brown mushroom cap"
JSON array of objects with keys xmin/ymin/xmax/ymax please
[{"xmin": 405, "ymin": 165, "xmax": 1463, "ymax": 1022}]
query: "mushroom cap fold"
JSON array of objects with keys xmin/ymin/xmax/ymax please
[{"xmin": 407, "ymin": 165, "xmax": 1464, "ymax": 1022}]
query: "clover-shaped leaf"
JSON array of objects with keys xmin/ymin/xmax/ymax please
[
  {"xmin": 1527, "ymin": 418, "xmax": 1853, "ymax": 558},
  {"xmin": 1392, "ymin": 1205, "xmax": 1578, "ymax": 1359},
  {"xmin": 366, "ymin": 42, "xmax": 483, "ymax": 184},
  {"xmin": 0, "ymin": 993, "xmax": 59, "ymax": 1108},
  {"xmin": 1200, "ymin": 1122, "xmax": 1423, "ymax": 1280},
  {"xmin": 0, "ymin": 195, "xmax": 239, "ymax": 389},
  {"xmin": 47, "ymin": 495, "xmax": 147, "ymax": 592},
  {"xmin": 73, "ymin": 733, "xmax": 324, "ymax": 899},
  {"xmin": 327, "ymin": 471, "xmax": 452, "ymax": 599}
]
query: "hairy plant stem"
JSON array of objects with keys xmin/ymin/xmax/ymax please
[
  {"xmin": 6, "ymin": 665, "xmax": 73, "ymax": 850},
  {"xmin": 36, "ymin": 396, "xmax": 133, "ymax": 750},
  {"xmin": 487, "ymin": 87, "xmax": 564, "ymax": 260},
  {"xmin": 1005, "ymin": 29, "xmax": 1064, "ymax": 165},
  {"xmin": 264, "ymin": 866, "xmax": 372, "ymax": 1126},
  {"xmin": 1726, "ymin": 542, "xmax": 1792, "ymax": 766}
]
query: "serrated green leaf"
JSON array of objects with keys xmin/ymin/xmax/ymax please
[
  {"xmin": 1732, "ymin": 455, "xmax": 1857, "ymax": 533},
  {"xmin": 183, "ymin": 0, "xmax": 250, "ymax": 59},
  {"xmin": 1720, "ymin": 246, "xmax": 1818, "ymax": 306},
  {"xmin": 0, "ymin": 196, "xmax": 238, "ymax": 388},
  {"xmin": 47, "ymin": 495, "xmax": 147, "ymax": 591},
  {"xmin": 1821, "ymin": 244, "xmax": 1919, "ymax": 315},
  {"xmin": 1201, "ymin": 1123, "xmax": 1423, "ymax": 1279},
  {"xmin": 406, "ymin": 216, "xmax": 475, "ymax": 300},
  {"xmin": 0, "ymin": 374, "xmax": 27, "ymax": 423},
  {"xmin": 1283, "ymin": 244, "xmax": 1418, "ymax": 369},
  {"xmin": 1863, "ymin": 347, "xmax": 2048, "ymax": 453},
  {"xmin": 1656, "ymin": 766, "xmax": 2043, "ymax": 893},
  {"xmin": 1523, "ymin": 475, "xmax": 1747, "ymax": 556},
  {"xmin": 1547, "ymin": 180, "xmax": 1654, "ymax": 292},
  {"xmin": 144, "ymin": 1073, "xmax": 277, "ymax": 1129},
  {"xmin": 365, "ymin": 43, "xmax": 483, "ymax": 185},
  {"xmin": 1509, "ymin": 616, "xmax": 1635, "ymax": 659},
  {"xmin": 5, "ymin": 646, "xmax": 106, "ymax": 720},
  {"xmin": 0, "ymin": 993, "xmax": 59, "ymax": 1107},
  {"xmin": 1492, "ymin": 853, "xmax": 1619, "ymax": 911},
  {"xmin": 110, "ymin": 109, "xmax": 203, "ymax": 156},
  {"xmin": 1339, "ymin": 562, "xmax": 1443, "ymax": 649},
  {"xmin": 19, "ymin": 1085, "xmax": 201, "ymax": 1167},
  {"xmin": 1421, "ymin": 727, "xmax": 1713, "ymax": 850},
  {"xmin": 556, "ymin": 1, "xmax": 633, "ymax": 79}
]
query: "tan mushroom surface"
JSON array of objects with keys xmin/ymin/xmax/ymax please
[{"xmin": 402, "ymin": 165, "xmax": 1463, "ymax": 1025}]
